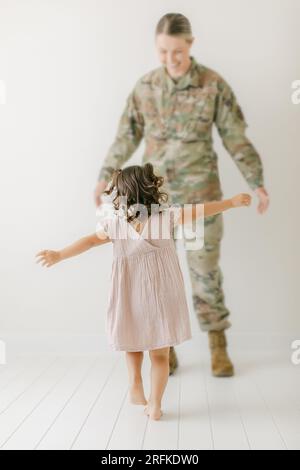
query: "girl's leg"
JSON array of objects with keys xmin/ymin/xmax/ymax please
[
  {"xmin": 125, "ymin": 351, "xmax": 147, "ymax": 405},
  {"xmin": 145, "ymin": 346, "xmax": 170, "ymax": 420}
]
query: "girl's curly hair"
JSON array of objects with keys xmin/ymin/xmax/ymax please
[{"xmin": 103, "ymin": 163, "xmax": 169, "ymax": 223}]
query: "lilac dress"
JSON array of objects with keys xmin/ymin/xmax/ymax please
[{"xmin": 97, "ymin": 205, "xmax": 192, "ymax": 352}]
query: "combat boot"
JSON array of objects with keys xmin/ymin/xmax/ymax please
[
  {"xmin": 208, "ymin": 330, "xmax": 234, "ymax": 377},
  {"xmin": 169, "ymin": 346, "xmax": 178, "ymax": 375}
]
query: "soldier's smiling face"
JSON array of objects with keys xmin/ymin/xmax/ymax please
[{"xmin": 156, "ymin": 33, "xmax": 194, "ymax": 79}]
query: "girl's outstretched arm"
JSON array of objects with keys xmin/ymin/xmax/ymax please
[
  {"xmin": 35, "ymin": 231, "xmax": 111, "ymax": 268},
  {"xmin": 176, "ymin": 193, "xmax": 252, "ymax": 225}
]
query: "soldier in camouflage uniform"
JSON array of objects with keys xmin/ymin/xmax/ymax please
[{"xmin": 94, "ymin": 15, "xmax": 269, "ymax": 377}]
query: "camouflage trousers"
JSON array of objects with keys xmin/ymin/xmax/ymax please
[
  {"xmin": 144, "ymin": 151, "xmax": 232, "ymax": 332},
  {"xmin": 174, "ymin": 211, "xmax": 231, "ymax": 333}
]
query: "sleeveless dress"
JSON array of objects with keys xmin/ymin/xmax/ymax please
[{"xmin": 97, "ymin": 204, "xmax": 192, "ymax": 352}]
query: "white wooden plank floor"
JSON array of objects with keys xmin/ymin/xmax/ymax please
[{"xmin": 0, "ymin": 338, "xmax": 299, "ymax": 450}]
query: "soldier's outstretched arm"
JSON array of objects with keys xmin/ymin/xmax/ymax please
[
  {"xmin": 214, "ymin": 77, "xmax": 264, "ymax": 191},
  {"xmin": 97, "ymin": 85, "xmax": 145, "ymax": 184}
]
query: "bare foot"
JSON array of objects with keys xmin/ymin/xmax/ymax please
[
  {"xmin": 129, "ymin": 383, "xmax": 147, "ymax": 405},
  {"xmin": 144, "ymin": 403, "xmax": 163, "ymax": 420}
]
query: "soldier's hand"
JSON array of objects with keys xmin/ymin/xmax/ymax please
[
  {"xmin": 35, "ymin": 250, "xmax": 61, "ymax": 268},
  {"xmin": 94, "ymin": 180, "xmax": 108, "ymax": 208},
  {"xmin": 231, "ymin": 193, "xmax": 252, "ymax": 208},
  {"xmin": 254, "ymin": 187, "xmax": 270, "ymax": 214}
]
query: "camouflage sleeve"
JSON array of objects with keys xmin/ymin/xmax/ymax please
[
  {"xmin": 97, "ymin": 86, "xmax": 145, "ymax": 183},
  {"xmin": 214, "ymin": 77, "xmax": 264, "ymax": 191}
]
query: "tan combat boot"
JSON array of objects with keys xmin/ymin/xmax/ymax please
[
  {"xmin": 208, "ymin": 330, "xmax": 234, "ymax": 377},
  {"xmin": 169, "ymin": 346, "xmax": 178, "ymax": 375}
]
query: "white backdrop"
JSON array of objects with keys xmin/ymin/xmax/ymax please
[{"xmin": 0, "ymin": 0, "xmax": 299, "ymax": 354}]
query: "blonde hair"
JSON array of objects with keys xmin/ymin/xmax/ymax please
[{"xmin": 155, "ymin": 13, "xmax": 193, "ymax": 43}]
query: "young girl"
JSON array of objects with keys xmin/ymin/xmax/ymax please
[{"xmin": 36, "ymin": 163, "xmax": 251, "ymax": 421}]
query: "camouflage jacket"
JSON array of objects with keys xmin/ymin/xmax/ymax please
[{"xmin": 98, "ymin": 56, "xmax": 264, "ymax": 201}]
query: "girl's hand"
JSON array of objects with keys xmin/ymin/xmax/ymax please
[
  {"xmin": 231, "ymin": 193, "xmax": 252, "ymax": 208},
  {"xmin": 35, "ymin": 250, "xmax": 61, "ymax": 268}
]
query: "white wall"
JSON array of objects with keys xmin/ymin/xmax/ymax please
[{"xmin": 0, "ymin": 0, "xmax": 299, "ymax": 353}]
